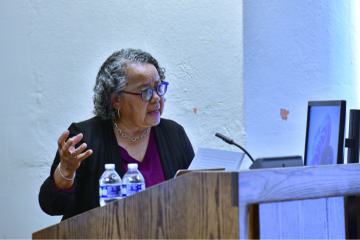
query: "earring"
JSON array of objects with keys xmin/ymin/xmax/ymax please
[{"xmin": 117, "ymin": 109, "xmax": 120, "ymax": 119}]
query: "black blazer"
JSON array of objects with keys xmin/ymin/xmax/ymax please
[{"xmin": 39, "ymin": 117, "xmax": 194, "ymax": 220}]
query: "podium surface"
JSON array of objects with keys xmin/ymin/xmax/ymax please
[
  {"xmin": 33, "ymin": 164, "xmax": 360, "ymax": 239},
  {"xmin": 33, "ymin": 172, "xmax": 239, "ymax": 239}
]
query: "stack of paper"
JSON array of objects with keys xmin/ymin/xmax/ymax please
[{"xmin": 174, "ymin": 148, "xmax": 245, "ymax": 178}]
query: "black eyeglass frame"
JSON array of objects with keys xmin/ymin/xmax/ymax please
[{"xmin": 122, "ymin": 82, "xmax": 169, "ymax": 102}]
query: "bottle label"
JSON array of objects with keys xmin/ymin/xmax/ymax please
[
  {"xmin": 99, "ymin": 185, "xmax": 121, "ymax": 198},
  {"xmin": 121, "ymin": 183, "xmax": 145, "ymax": 197}
]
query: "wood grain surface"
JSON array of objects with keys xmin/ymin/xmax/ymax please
[
  {"xmin": 239, "ymin": 164, "xmax": 360, "ymax": 239},
  {"xmin": 33, "ymin": 172, "xmax": 239, "ymax": 239},
  {"xmin": 33, "ymin": 164, "xmax": 360, "ymax": 239}
]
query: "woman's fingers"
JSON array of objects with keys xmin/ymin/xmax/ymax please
[
  {"xmin": 63, "ymin": 137, "xmax": 74, "ymax": 152},
  {"xmin": 76, "ymin": 149, "xmax": 93, "ymax": 162},
  {"xmin": 62, "ymin": 133, "xmax": 84, "ymax": 153},
  {"xmin": 57, "ymin": 130, "xmax": 69, "ymax": 149},
  {"xmin": 71, "ymin": 143, "xmax": 88, "ymax": 157},
  {"xmin": 72, "ymin": 133, "xmax": 83, "ymax": 146},
  {"xmin": 69, "ymin": 145, "xmax": 76, "ymax": 153},
  {"xmin": 58, "ymin": 131, "xmax": 92, "ymax": 165}
]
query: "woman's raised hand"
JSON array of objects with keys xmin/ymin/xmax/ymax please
[{"xmin": 56, "ymin": 130, "xmax": 93, "ymax": 182}]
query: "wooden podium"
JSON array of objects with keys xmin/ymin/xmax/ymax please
[{"xmin": 33, "ymin": 164, "xmax": 360, "ymax": 239}]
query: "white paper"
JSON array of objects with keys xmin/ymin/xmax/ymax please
[{"xmin": 188, "ymin": 148, "xmax": 245, "ymax": 171}]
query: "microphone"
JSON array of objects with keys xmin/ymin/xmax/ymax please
[{"xmin": 215, "ymin": 133, "xmax": 255, "ymax": 162}]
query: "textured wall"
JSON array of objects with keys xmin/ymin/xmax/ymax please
[
  {"xmin": 0, "ymin": 0, "xmax": 243, "ymax": 238},
  {"xmin": 242, "ymin": 0, "xmax": 360, "ymax": 168}
]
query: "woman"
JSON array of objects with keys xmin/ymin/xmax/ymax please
[{"xmin": 39, "ymin": 49, "xmax": 195, "ymax": 220}]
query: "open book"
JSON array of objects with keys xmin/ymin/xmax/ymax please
[{"xmin": 174, "ymin": 148, "xmax": 245, "ymax": 178}]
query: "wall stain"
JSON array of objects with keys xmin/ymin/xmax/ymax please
[
  {"xmin": 194, "ymin": 108, "xmax": 197, "ymax": 114},
  {"xmin": 280, "ymin": 109, "xmax": 289, "ymax": 120}
]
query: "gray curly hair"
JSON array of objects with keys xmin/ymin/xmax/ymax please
[{"xmin": 93, "ymin": 49, "xmax": 166, "ymax": 120}]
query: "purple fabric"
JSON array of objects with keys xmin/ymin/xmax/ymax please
[
  {"xmin": 52, "ymin": 175, "xmax": 74, "ymax": 193},
  {"xmin": 119, "ymin": 129, "xmax": 165, "ymax": 188}
]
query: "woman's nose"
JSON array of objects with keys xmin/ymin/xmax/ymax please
[{"xmin": 151, "ymin": 89, "xmax": 160, "ymax": 102}]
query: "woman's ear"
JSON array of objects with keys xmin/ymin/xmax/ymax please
[{"xmin": 111, "ymin": 93, "xmax": 121, "ymax": 110}]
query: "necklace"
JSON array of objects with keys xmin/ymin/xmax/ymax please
[{"xmin": 113, "ymin": 121, "xmax": 151, "ymax": 142}]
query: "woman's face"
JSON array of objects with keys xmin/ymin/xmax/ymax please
[{"xmin": 118, "ymin": 62, "xmax": 164, "ymax": 129}]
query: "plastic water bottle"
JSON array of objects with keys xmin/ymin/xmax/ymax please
[
  {"xmin": 99, "ymin": 164, "xmax": 122, "ymax": 207},
  {"xmin": 121, "ymin": 163, "xmax": 145, "ymax": 198}
]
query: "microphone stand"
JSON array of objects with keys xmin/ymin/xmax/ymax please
[{"xmin": 215, "ymin": 133, "xmax": 255, "ymax": 162}]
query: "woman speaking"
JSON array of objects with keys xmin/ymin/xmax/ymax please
[{"xmin": 39, "ymin": 49, "xmax": 195, "ymax": 220}]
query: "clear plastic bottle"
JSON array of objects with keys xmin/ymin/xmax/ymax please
[
  {"xmin": 99, "ymin": 163, "xmax": 122, "ymax": 207},
  {"xmin": 121, "ymin": 163, "xmax": 146, "ymax": 198}
]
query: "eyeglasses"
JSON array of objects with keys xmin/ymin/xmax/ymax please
[{"xmin": 122, "ymin": 82, "xmax": 169, "ymax": 102}]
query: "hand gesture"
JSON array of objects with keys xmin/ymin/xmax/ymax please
[{"xmin": 57, "ymin": 130, "xmax": 93, "ymax": 178}]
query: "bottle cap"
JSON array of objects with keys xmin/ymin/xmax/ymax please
[
  {"xmin": 128, "ymin": 163, "xmax": 138, "ymax": 169},
  {"xmin": 105, "ymin": 164, "xmax": 115, "ymax": 169}
]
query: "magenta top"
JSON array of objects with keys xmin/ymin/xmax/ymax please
[{"xmin": 119, "ymin": 129, "xmax": 165, "ymax": 188}]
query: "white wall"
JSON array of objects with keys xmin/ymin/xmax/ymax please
[
  {"xmin": 242, "ymin": 0, "xmax": 360, "ymax": 168},
  {"xmin": 6, "ymin": 0, "xmax": 360, "ymax": 238},
  {"xmin": 0, "ymin": 1, "xmax": 243, "ymax": 238}
]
